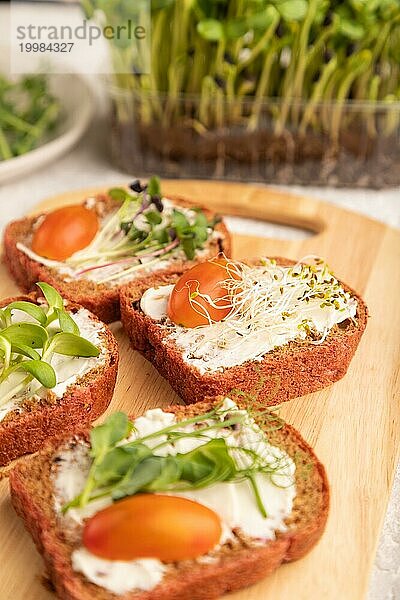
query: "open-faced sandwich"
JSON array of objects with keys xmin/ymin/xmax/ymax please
[
  {"xmin": 3, "ymin": 177, "xmax": 231, "ymax": 323},
  {"xmin": 0, "ymin": 283, "xmax": 118, "ymax": 466},
  {"xmin": 120, "ymin": 255, "xmax": 368, "ymax": 406},
  {"xmin": 9, "ymin": 397, "xmax": 329, "ymax": 600}
]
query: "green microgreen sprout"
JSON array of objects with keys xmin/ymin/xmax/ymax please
[
  {"xmin": 62, "ymin": 400, "xmax": 295, "ymax": 519},
  {"xmin": 168, "ymin": 256, "xmax": 357, "ymax": 354},
  {"xmin": 80, "ymin": 0, "xmax": 399, "ymax": 160},
  {"xmin": 62, "ymin": 177, "xmax": 220, "ymax": 282},
  {"xmin": 0, "ymin": 74, "xmax": 59, "ymax": 161},
  {"xmin": 0, "ymin": 283, "xmax": 99, "ymax": 408}
]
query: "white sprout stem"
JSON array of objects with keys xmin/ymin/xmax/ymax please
[
  {"xmin": 176, "ymin": 257, "xmax": 354, "ymax": 355},
  {"xmin": 95, "ymin": 257, "xmax": 162, "ymax": 284},
  {"xmin": 75, "ymin": 256, "xmax": 140, "ymax": 277},
  {"xmin": 66, "ymin": 201, "xmax": 136, "ymax": 265},
  {"xmin": 67, "ymin": 243, "xmax": 137, "ymax": 265},
  {"xmin": 0, "ymin": 374, "xmax": 32, "ymax": 407},
  {"xmin": 67, "ymin": 237, "xmax": 161, "ymax": 266},
  {"xmin": 75, "ymin": 240, "xmax": 180, "ymax": 277}
]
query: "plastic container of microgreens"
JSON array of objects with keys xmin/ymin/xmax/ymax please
[
  {"xmin": 94, "ymin": 0, "xmax": 400, "ymax": 189},
  {"xmin": 109, "ymin": 87, "xmax": 400, "ymax": 188}
]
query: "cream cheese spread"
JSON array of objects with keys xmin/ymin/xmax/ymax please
[
  {"xmin": 140, "ymin": 284, "xmax": 175, "ymax": 320},
  {"xmin": 52, "ymin": 399, "xmax": 296, "ymax": 595},
  {"xmin": 16, "ymin": 241, "xmax": 181, "ymax": 287},
  {"xmin": 140, "ymin": 261, "xmax": 358, "ymax": 374},
  {"xmin": 71, "ymin": 550, "xmax": 166, "ymax": 595},
  {"xmin": 0, "ymin": 307, "xmax": 106, "ymax": 422},
  {"xmin": 17, "ymin": 199, "xmax": 218, "ymax": 287}
]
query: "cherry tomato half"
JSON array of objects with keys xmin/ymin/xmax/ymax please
[
  {"xmin": 83, "ymin": 494, "xmax": 222, "ymax": 562},
  {"xmin": 31, "ymin": 205, "xmax": 99, "ymax": 261},
  {"xmin": 167, "ymin": 258, "xmax": 240, "ymax": 327}
]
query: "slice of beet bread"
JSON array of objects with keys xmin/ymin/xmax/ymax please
[
  {"xmin": 3, "ymin": 194, "xmax": 231, "ymax": 324},
  {"xmin": 9, "ymin": 397, "xmax": 329, "ymax": 600},
  {"xmin": 119, "ymin": 257, "xmax": 368, "ymax": 407},
  {"xmin": 0, "ymin": 293, "xmax": 119, "ymax": 466}
]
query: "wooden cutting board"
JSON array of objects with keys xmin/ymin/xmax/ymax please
[{"xmin": 0, "ymin": 180, "xmax": 399, "ymax": 600}]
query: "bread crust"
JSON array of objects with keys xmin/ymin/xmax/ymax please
[
  {"xmin": 120, "ymin": 257, "xmax": 368, "ymax": 407},
  {"xmin": 9, "ymin": 398, "xmax": 329, "ymax": 600},
  {"xmin": 0, "ymin": 293, "xmax": 119, "ymax": 466},
  {"xmin": 3, "ymin": 195, "xmax": 232, "ymax": 323}
]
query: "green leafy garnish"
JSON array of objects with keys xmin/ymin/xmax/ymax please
[
  {"xmin": 1, "ymin": 323, "xmax": 49, "ymax": 349},
  {"xmin": 77, "ymin": 412, "xmax": 133, "ymax": 506},
  {"xmin": 65, "ymin": 178, "xmax": 219, "ymax": 283},
  {"xmin": 0, "ymin": 336, "xmax": 11, "ymax": 370},
  {"xmin": 172, "ymin": 208, "xmax": 212, "ymax": 260},
  {"xmin": 146, "ymin": 175, "xmax": 161, "ymax": 198},
  {"xmin": 37, "ymin": 282, "xmax": 63, "ymax": 311},
  {"xmin": 0, "ymin": 74, "xmax": 59, "ymax": 162},
  {"xmin": 64, "ymin": 403, "xmax": 292, "ymax": 518},
  {"xmin": 10, "ymin": 343, "xmax": 41, "ymax": 361},
  {"xmin": 145, "ymin": 210, "xmax": 162, "ymax": 226},
  {"xmin": 6, "ymin": 301, "xmax": 47, "ymax": 325},
  {"xmin": 55, "ymin": 308, "xmax": 80, "ymax": 335},
  {"xmin": 45, "ymin": 333, "xmax": 99, "ymax": 358},
  {"xmin": 91, "ymin": 412, "xmax": 133, "ymax": 456},
  {"xmin": 177, "ymin": 438, "xmax": 237, "ymax": 487},
  {"xmin": 108, "ymin": 188, "xmax": 131, "ymax": 201},
  {"xmin": 19, "ymin": 360, "xmax": 57, "ymax": 389},
  {"xmin": 0, "ymin": 283, "xmax": 100, "ymax": 407}
]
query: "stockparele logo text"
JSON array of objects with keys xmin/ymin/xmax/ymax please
[{"xmin": 16, "ymin": 19, "xmax": 147, "ymax": 46}]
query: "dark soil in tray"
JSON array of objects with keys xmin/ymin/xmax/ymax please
[{"xmin": 111, "ymin": 117, "xmax": 400, "ymax": 189}]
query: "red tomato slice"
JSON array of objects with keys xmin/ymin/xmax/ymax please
[
  {"xmin": 167, "ymin": 258, "xmax": 240, "ymax": 327},
  {"xmin": 83, "ymin": 494, "xmax": 222, "ymax": 561},
  {"xmin": 31, "ymin": 205, "xmax": 99, "ymax": 261}
]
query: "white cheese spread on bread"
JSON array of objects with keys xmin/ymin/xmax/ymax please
[
  {"xmin": 140, "ymin": 259, "xmax": 358, "ymax": 374},
  {"xmin": 0, "ymin": 308, "xmax": 106, "ymax": 422},
  {"xmin": 17, "ymin": 199, "xmax": 219, "ymax": 287},
  {"xmin": 52, "ymin": 399, "xmax": 296, "ymax": 595}
]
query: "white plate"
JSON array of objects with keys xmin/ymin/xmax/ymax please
[{"xmin": 0, "ymin": 72, "xmax": 93, "ymax": 185}]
